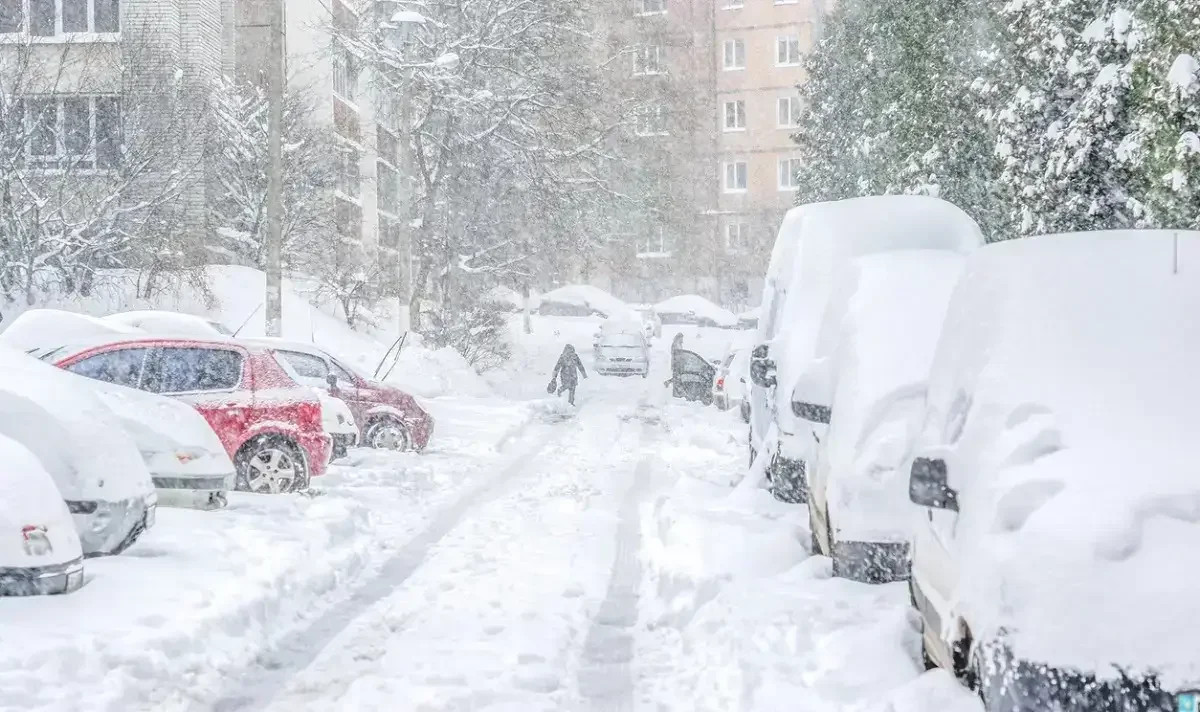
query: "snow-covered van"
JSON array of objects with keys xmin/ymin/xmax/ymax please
[
  {"xmin": 0, "ymin": 346, "xmax": 156, "ymax": 557},
  {"xmin": 748, "ymin": 195, "xmax": 982, "ymax": 503},
  {"xmin": 906, "ymin": 231, "xmax": 1200, "ymax": 709},
  {"xmin": 804, "ymin": 250, "xmax": 965, "ymax": 583},
  {"xmin": 0, "ymin": 433, "xmax": 85, "ymax": 596}
]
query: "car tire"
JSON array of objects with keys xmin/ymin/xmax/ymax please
[
  {"xmin": 365, "ymin": 417, "xmax": 412, "ymax": 451},
  {"xmin": 236, "ymin": 436, "xmax": 308, "ymax": 494}
]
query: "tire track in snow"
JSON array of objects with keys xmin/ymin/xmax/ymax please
[
  {"xmin": 211, "ymin": 418, "xmax": 565, "ymax": 712},
  {"xmin": 577, "ymin": 410, "xmax": 659, "ymax": 711}
]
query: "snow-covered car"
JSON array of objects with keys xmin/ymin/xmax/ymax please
[
  {"xmin": 83, "ymin": 379, "xmax": 235, "ymax": 509},
  {"xmin": 803, "ymin": 251, "xmax": 964, "ymax": 583},
  {"xmin": 0, "ymin": 345, "xmax": 156, "ymax": 557},
  {"xmin": 246, "ymin": 338, "xmax": 434, "ymax": 452},
  {"xmin": 712, "ymin": 347, "xmax": 750, "ymax": 418},
  {"xmin": 0, "ymin": 433, "xmax": 85, "ymax": 596},
  {"xmin": 654, "ymin": 294, "xmax": 738, "ymax": 328},
  {"xmin": 748, "ymin": 195, "xmax": 982, "ymax": 503},
  {"xmin": 595, "ymin": 330, "xmax": 649, "ymax": 377},
  {"xmin": 1, "ymin": 314, "xmax": 332, "ymax": 495},
  {"xmin": 103, "ymin": 310, "xmax": 233, "ymax": 339},
  {"xmin": 537, "ymin": 284, "xmax": 627, "ymax": 317},
  {"xmin": 906, "ymin": 230, "xmax": 1200, "ymax": 709}
]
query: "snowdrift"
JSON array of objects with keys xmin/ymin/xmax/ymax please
[
  {"xmin": 654, "ymin": 294, "xmax": 739, "ymax": 328},
  {"xmin": 537, "ymin": 284, "xmax": 626, "ymax": 317}
]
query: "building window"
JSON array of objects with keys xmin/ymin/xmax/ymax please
[
  {"xmin": 778, "ymin": 157, "xmax": 802, "ymax": 190},
  {"xmin": 723, "ymin": 161, "xmax": 747, "ymax": 192},
  {"xmin": 777, "ymin": 95, "xmax": 801, "ymax": 128},
  {"xmin": 723, "ymin": 100, "xmax": 745, "ymax": 131},
  {"xmin": 725, "ymin": 221, "xmax": 750, "ymax": 251},
  {"xmin": 377, "ymin": 162, "xmax": 398, "ymax": 214},
  {"xmin": 1, "ymin": 0, "xmax": 120, "ymax": 35},
  {"xmin": 336, "ymin": 146, "xmax": 360, "ymax": 198},
  {"xmin": 722, "ymin": 0, "xmax": 743, "ymax": 8},
  {"xmin": 633, "ymin": 45, "xmax": 665, "ymax": 75},
  {"xmin": 333, "ymin": 51, "xmax": 359, "ymax": 103},
  {"xmin": 638, "ymin": 0, "xmax": 665, "ymax": 15},
  {"xmin": 379, "ymin": 215, "xmax": 400, "ymax": 249},
  {"xmin": 335, "ymin": 197, "xmax": 363, "ymax": 240},
  {"xmin": 332, "ymin": 0, "xmax": 356, "ymax": 33},
  {"xmin": 722, "ymin": 39, "xmax": 744, "ymax": 70},
  {"xmin": 333, "ymin": 97, "xmax": 361, "ymax": 142},
  {"xmin": 377, "ymin": 127, "xmax": 398, "ymax": 165},
  {"xmin": 635, "ymin": 104, "xmax": 668, "ymax": 136},
  {"xmin": 15, "ymin": 95, "xmax": 120, "ymax": 168},
  {"xmin": 777, "ymin": 35, "xmax": 801, "ymax": 66},
  {"xmin": 775, "ymin": 0, "xmax": 799, "ymax": 5}
]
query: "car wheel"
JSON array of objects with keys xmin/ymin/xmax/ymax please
[
  {"xmin": 236, "ymin": 436, "xmax": 307, "ymax": 494},
  {"xmin": 365, "ymin": 418, "xmax": 412, "ymax": 451}
]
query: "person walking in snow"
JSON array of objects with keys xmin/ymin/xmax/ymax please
[
  {"xmin": 550, "ymin": 344, "xmax": 587, "ymax": 406},
  {"xmin": 665, "ymin": 332, "xmax": 685, "ymax": 388}
]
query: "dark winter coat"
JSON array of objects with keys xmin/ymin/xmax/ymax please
[{"xmin": 553, "ymin": 346, "xmax": 587, "ymax": 387}]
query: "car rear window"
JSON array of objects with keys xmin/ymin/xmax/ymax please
[
  {"xmin": 146, "ymin": 347, "xmax": 243, "ymax": 393},
  {"xmin": 65, "ymin": 348, "xmax": 149, "ymax": 388}
]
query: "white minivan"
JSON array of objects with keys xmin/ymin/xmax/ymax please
[
  {"xmin": 804, "ymin": 250, "xmax": 966, "ymax": 583},
  {"xmin": 906, "ymin": 231, "xmax": 1200, "ymax": 710},
  {"xmin": 748, "ymin": 195, "xmax": 982, "ymax": 503}
]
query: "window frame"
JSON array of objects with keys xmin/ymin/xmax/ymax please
[
  {"xmin": 725, "ymin": 221, "xmax": 750, "ymax": 251},
  {"xmin": 634, "ymin": 104, "xmax": 669, "ymax": 137},
  {"xmin": 145, "ymin": 346, "xmax": 245, "ymax": 395},
  {"xmin": 776, "ymin": 35, "xmax": 801, "ymax": 66},
  {"xmin": 0, "ymin": 0, "xmax": 120, "ymax": 37},
  {"xmin": 64, "ymin": 347, "xmax": 150, "ymax": 389},
  {"xmin": 777, "ymin": 95, "xmax": 801, "ymax": 128},
  {"xmin": 722, "ymin": 99, "xmax": 746, "ymax": 132},
  {"xmin": 637, "ymin": 0, "xmax": 666, "ymax": 16},
  {"xmin": 723, "ymin": 161, "xmax": 748, "ymax": 193},
  {"xmin": 778, "ymin": 156, "xmax": 802, "ymax": 191},
  {"xmin": 632, "ymin": 44, "xmax": 666, "ymax": 76},
  {"xmin": 16, "ymin": 94, "xmax": 120, "ymax": 170},
  {"xmin": 277, "ymin": 350, "xmax": 330, "ymax": 381},
  {"xmin": 722, "ymin": 38, "xmax": 745, "ymax": 71}
]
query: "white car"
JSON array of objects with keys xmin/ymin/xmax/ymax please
[
  {"xmin": 0, "ymin": 346, "xmax": 156, "ymax": 556},
  {"xmin": 906, "ymin": 230, "xmax": 1200, "ymax": 708},
  {"xmin": 802, "ymin": 250, "xmax": 965, "ymax": 583},
  {"xmin": 103, "ymin": 310, "xmax": 233, "ymax": 339},
  {"xmin": 84, "ymin": 380, "xmax": 235, "ymax": 509},
  {"xmin": 748, "ymin": 195, "xmax": 983, "ymax": 503},
  {"xmin": 594, "ymin": 330, "xmax": 650, "ymax": 377},
  {"xmin": 712, "ymin": 347, "xmax": 749, "ymax": 419},
  {"xmin": 312, "ymin": 387, "xmax": 358, "ymax": 461},
  {"xmin": 0, "ymin": 433, "xmax": 85, "ymax": 596}
]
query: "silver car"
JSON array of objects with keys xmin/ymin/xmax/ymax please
[{"xmin": 594, "ymin": 331, "xmax": 650, "ymax": 377}]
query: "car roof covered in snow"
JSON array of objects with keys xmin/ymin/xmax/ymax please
[
  {"xmin": 653, "ymin": 295, "xmax": 738, "ymax": 328},
  {"xmin": 919, "ymin": 229, "xmax": 1200, "ymax": 685},
  {"xmin": 103, "ymin": 310, "xmax": 232, "ymax": 338},
  {"xmin": 539, "ymin": 284, "xmax": 627, "ymax": 316},
  {"xmin": 0, "ymin": 344, "xmax": 153, "ymax": 504},
  {"xmin": 0, "ymin": 309, "xmax": 257, "ymax": 362}
]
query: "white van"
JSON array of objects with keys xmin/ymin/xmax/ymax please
[
  {"xmin": 907, "ymin": 231, "xmax": 1200, "ymax": 708},
  {"xmin": 804, "ymin": 250, "xmax": 966, "ymax": 583},
  {"xmin": 749, "ymin": 195, "xmax": 982, "ymax": 503}
]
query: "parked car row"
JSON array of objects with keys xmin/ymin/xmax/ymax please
[
  {"xmin": 0, "ymin": 308, "xmax": 434, "ymax": 597},
  {"xmin": 747, "ymin": 195, "xmax": 1200, "ymax": 710}
]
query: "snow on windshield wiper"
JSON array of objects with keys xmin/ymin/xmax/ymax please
[{"xmin": 34, "ymin": 346, "xmax": 65, "ymax": 361}]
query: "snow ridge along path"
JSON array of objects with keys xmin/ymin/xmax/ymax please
[
  {"xmin": 577, "ymin": 405, "xmax": 660, "ymax": 711},
  {"xmin": 212, "ymin": 415, "xmax": 564, "ymax": 712}
]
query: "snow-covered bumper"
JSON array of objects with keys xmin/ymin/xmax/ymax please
[
  {"xmin": 67, "ymin": 492, "xmax": 157, "ymax": 557},
  {"xmin": 596, "ymin": 357, "xmax": 649, "ymax": 376},
  {"xmin": 0, "ymin": 555, "xmax": 84, "ymax": 596},
  {"xmin": 830, "ymin": 540, "xmax": 909, "ymax": 584}
]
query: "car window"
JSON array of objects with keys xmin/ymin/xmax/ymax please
[
  {"xmin": 330, "ymin": 359, "xmax": 355, "ymax": 382},
  {"xmin": 146, "ymin": 347, "xmax": 243, "ymax": 393},
  {"xmin": 65, "ymin": 348, "xmax": 149, "ymax": 388},
  {"xmin": 278, "ymin": 350, "xmax": 329, "ymax": 379},
  {"xmin": 674, "ymin": 350, "xmax": 710, "ymax": 374}
]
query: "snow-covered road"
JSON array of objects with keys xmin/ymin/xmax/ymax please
[{"xmin": 0, "ymin": 320, "xmax": 980, "ymax": 712}]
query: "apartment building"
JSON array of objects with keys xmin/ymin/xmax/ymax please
[
  {"xmin": 603, "ymin": 0, "xmax": 826, "ymax": 309},
  {"xmin": 233, "ymin": 0, "xmax": 404, "ymax": 278},
  {"xmin": 0, "ymin": 0, "xmax": 224, "ymax": 246}
]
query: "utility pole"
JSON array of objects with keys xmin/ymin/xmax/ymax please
[
  {"xmin": 396, "ymin": 66, "xmax": 414, "ymax": 334},
  {"xmin": 264, "ymin": 0, "xmax": 285, "ymax": 337}
]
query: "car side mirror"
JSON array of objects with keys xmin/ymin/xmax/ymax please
[
  {"xmin": 909, "ymin": 457, "xmax": 958, "ymax": 512},
  {"xmin": 749, "ymin": 344, "xmax": 776, "ymax": 388},
  {"xmin": 792, "ymin": 401, "xmax": 831, "ymax": 424},
  {"xmin": 326, "ymin": 373, "xmax": 338, "ymax": 389}
]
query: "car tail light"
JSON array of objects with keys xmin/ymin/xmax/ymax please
[{"xmin": 716, "ymin": 377, "xmax": 725, "ymax": 390}]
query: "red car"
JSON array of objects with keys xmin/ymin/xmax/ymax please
[
  {"xmin": 32, "ymin": 337, "xmax": 331, "ymax": 494},
  {"xmin": 243, "ymin": 339, "xmax": 433, "ymax": 451}
]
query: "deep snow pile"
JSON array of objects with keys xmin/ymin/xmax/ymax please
[
  {"xmin": 537, "ymin": 284, "xmax": 627, "ymax": 317},
  {"xmin": 636, "ymin": 400, "xmax": 981, "ymax": 712}
]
